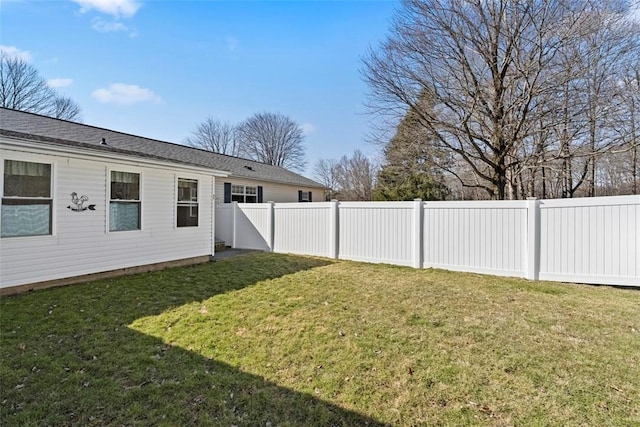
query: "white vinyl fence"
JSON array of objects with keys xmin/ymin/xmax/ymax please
[
  {"xmin": 422, "ymin": 200, "xmax": 529, "ymax": 277},
  {"xmin": 216, "ymin": 195, "xmax": 639, "ymax": 287},
  {"xmin": 273, "ymin": 203, "xmax": 336, "ymax": 257},
  {"xmin": 538, "ymin": 197, "xmax": 638, "ymax": 285}
]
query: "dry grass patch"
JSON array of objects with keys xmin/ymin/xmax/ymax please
[{"xmin": 2, "ymin": 253, "xmax": 639, "ymax": 426}]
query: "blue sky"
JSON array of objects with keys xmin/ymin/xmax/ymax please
[{"xmin": 1, "ymin": 0, "xmax": 400, "ymax": 177}]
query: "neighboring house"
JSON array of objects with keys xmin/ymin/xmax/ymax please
[{"xmin": 0, "ymin": 108, "xmax": 325, "ymax": 294}]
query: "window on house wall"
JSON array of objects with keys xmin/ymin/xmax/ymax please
[
  {"xmin": 298, "ymin": 190, "xmax": 312, "ymax": 202},
  {"xmin": 177, "ymin": 178, "xmax": 198, "ymax": 227},
  {"xmin": 231, "ymin": 184, "xmax": 258, "ymax": 203},
  {"xmin": 109, "ymin": 171, "xmax": 140, "ymax": 231},
  {"xmin": 224, "ymin": 182, "xmax": 263, "ymax": 203},
  {"xmin": 1, "ymin": 160, "xmax": 52, "ymax": 238}
]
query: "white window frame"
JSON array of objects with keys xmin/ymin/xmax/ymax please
[
  {"xmin": 176, "ymin": 177, "xmax": 199, "ymax": 228},
  {"xmin": 107, "ymin": 168, "xmax": 142, "ymax": 233},
  {"xmin": 231, "ymin": 184, "xmax": 258, "ymax": 203},
  {"xmin": 300, "ymin": 191, "xmax": 310, "ymax": 202},
  {"xmin": 1, "ymin": 158, "xmax": 54, "ymax": 239}
]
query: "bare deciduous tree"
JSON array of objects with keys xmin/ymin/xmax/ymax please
[
  {"xmin": 236, "ymin": 112, "xmax": 306, "ymax": 171},
  {"xmin": 568, "ymin": 2, "xmax": 637, "ymax": 197},
  {"xmin": 315, "ymin": 151, "xmax": 378, "ymax": 201},
  {"xmin": 618, "ymin": 61, "xmax": 640, "ymax": 194},
  {"xmin": 335, "ymin": 150, "xmax": 378, "ymax": 201},
  {"xmin": 363, "ymin": 0, "xmax": 570, "ymax": 199},
  {"xmin": 515, "ymin": 2, "xmax": 640, "ymax": 199},
  {"xmin": 313, "ymin": 158, "xmax": 340, "ymax": 200},
  {"xmin": 362, "ymin": 0, "xmax": 639, "ymax": 199},
  {"xmin": 185, "ymin": 117, "xmax": 240, "ymax": 156},
  {"xmin": 595, "ymin": 53, "xmax": 640, "ymax": 196},
  {"xmin": 53, "ymin": 96, "xmax": 82, "ymax": 121},
  {"xmin": 0, "ymin": 53, "xmax": 82, "ymax": 121}
]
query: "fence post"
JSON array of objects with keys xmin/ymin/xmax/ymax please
[
  {"xmin": 232, "ymin": 201, "xmax": 238, "ymax": 249},
  {"xmin": 413, "ymin": 199, "xmax": 423, "ymax": 269},
  {"xmin": 526, "ymin": 197, "xmax": 540, "ymax": 280},
  {"xmin": 330, "ymin": 199, "xmax": 339, "ymax": 259},
  {"xmin": 267, "ymin": 201, "xmax": 275, "ymax": 252}
]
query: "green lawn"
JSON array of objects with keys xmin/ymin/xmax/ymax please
[{"xmin": 1, "ymin": 253, "xmax": 639, "ymax": 426}]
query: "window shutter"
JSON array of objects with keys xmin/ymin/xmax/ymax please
[
  {"xmin": 298, "ymin": 190, "xmax": 303, "ymax": 202},
  {"xmin": 258, "ymin": 186, "xmax": 263, "ymax": 203},
  {"xmin": 308, "ymin": 191, "xmax": 312, "ymax": 202},
  {"xmin": 224, "ymin": 182, "xmax": 231, "ymax": 203}
]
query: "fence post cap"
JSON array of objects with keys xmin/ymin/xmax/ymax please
[
  {"xmin": 526, "ymin": 197, "xmax": 538, "ymax": 200},
  {"xmin": 413, "ymin": 198, "xmax": 423, "ymax": 202}
]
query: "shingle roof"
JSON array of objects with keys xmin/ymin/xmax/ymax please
[{"xmin": 0, "ymin": 108, "xmax": 325, "ymax": 189}]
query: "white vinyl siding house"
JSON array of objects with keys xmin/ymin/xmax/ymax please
[
  {"xmin": 0, "ymin": 139, "xmax": 224, "ymax": 290},
  {"xmin": 0, "ymin": 107, "xmax": 325, "ymax": 293}
]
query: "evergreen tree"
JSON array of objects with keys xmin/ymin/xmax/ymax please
[{"xmin": 373, "ymin": 104, "xmax": 449, "ymax": 201}]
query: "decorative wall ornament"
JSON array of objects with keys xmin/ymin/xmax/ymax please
[{"xmin": 67, "ymin": 192, "xmax": 96, "ymax": 212}]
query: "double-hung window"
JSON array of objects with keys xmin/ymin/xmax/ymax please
[
  {"xmin": 223, "ymin": 182, "xmax": 262, "ymax": 203},
  {"xmin": 177, "ymin": 178, "xmax": 198, "ymax": 227},
  {"xmin": 109, "ymin": 171, "xmax": 140, "ymax": 231},
  {"xmin": 1, "ymin": 160, "xmax": 52, "ymax": 238},
  {"xmin": 231, "ymin": 185, "xmax": 257, "ymax": 203}
]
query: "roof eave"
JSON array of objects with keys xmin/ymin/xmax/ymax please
[
  {"xmin": 0, "ymin": 132, "xmax": 230, "ymax": 177},
  {"xmin": 227, "ymin": 171, "xmax": 327, "ymax": 189}
]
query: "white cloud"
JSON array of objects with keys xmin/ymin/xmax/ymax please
[
  {"xmin": 72, "ymin": 0, "xmax": 140, "ymax": 18},
  {"xmin": 91, "ymin": 17, "xmax": 128, "ymax": 32},
  {"xmin": 300, "ymin": 122, "xmax": 317, "ymax": 136},
  {"xmin": 47, "ymin": 78, "xmax": 73, "ymax": 88},
  {"xmin": 92, "ymin": 83, "xmax": 162, "ymax": 106},
  {"xmin": 90, "ymin": 17, "xmax": 137, "ymax": 36},
  {"xmin": 0, "ymin": 45, "xmax": 32, "ymax": 62}
]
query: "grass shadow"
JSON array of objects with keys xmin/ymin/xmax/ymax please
[{"xmin": 1, "ymin": 253, "xmax": 387, "ymax": 426}]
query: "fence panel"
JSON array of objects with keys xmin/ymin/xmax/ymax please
[
  {"xmin": 215, "ymin": 204, "xmax": 233, "ymax": 245},
  {"xmin": 273, "ymin": 202, "xmax": 335, "ymax": 257},
  {"xmin": 539, "ymin": 196, "xmax": 639, "ymax": 286},
  {"xmin": 339, "ymin": 202, "xmax": 415, "ymax": 266},
  {"xmin": 422, "ymin": 201, "xmax": 528, "ymax": 277},
  {"xmin": 234, "ymin": 203, "xmax": 272, "ymax": 251}
]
